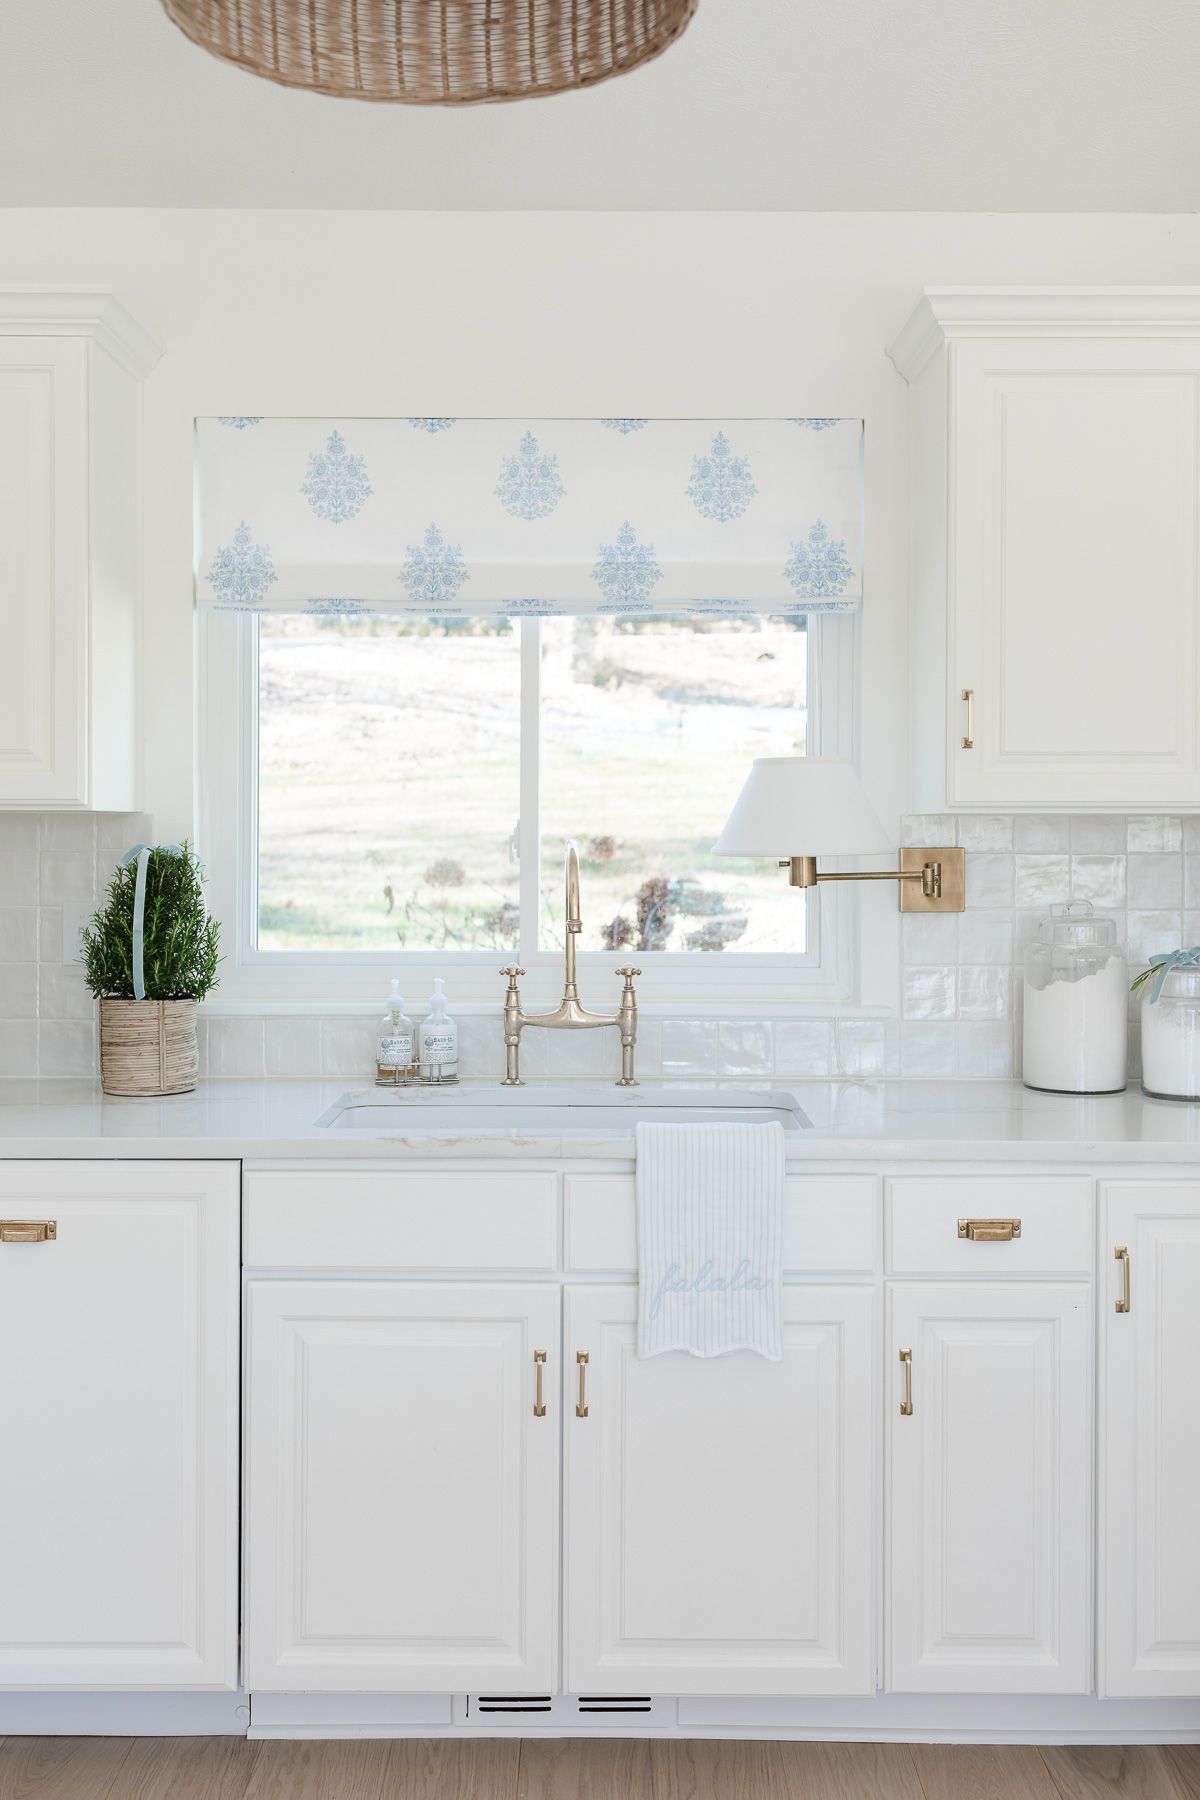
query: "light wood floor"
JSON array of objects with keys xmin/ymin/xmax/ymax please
[{"xmin": 0, "ymin": 1737, "xmax": 1198, "ymax": 1800}]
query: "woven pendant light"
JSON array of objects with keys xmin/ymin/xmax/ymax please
[{"xmin": 160, "ymin": 1, "xmax": 699, "ymax": 105}]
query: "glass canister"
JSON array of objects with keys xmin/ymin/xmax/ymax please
[
  {"xmin": 1022, "ymin": 902, "xmax": 1128, "ymax": 1095},
  {"xmin": 1140, "ymin": 953, "xmax": 1200, "ymax": 1101}
]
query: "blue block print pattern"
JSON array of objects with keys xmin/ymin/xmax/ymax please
[
  {"xmin": 783, "ymin": 520, "xmax": 854, "ymax": 599},
  {"xmin": 205, "ymin": 519, "xmax": 277, "ymax": 609},
  {"xmin": 592, "ymin": 521, "xmax": 663, "ymax": 610},
  {"xmin": 687, "ymin": 430, "xmax": 757, "ymax": 522},
  {"xmin": 399, "ymin": 523, "xmax": 470, "ymax": 611},
  {"xmin": 495, "ymin": 431, "xmax": 565, "ymax": 520},
  {"xmin": 301, "ymin": 429, "xmax": 373, "ymax": 524},
  {"xmin": 600, "ymin": 418, "xmax": 648, "ymax": 434}
]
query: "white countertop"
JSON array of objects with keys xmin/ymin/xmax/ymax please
[{"xmin": 2, "ymin": 1078, "xmax": 1200, "ymax": 1163}]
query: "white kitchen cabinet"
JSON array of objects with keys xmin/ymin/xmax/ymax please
[
  {"xmin": 889, "ymin": 1281, "xmax": 1091, "ymax": 1694},
  {"xmin": 1101, "ymin": 1182, "xmax": 1200, "ymax": 1697},
  {"xmin": 564, "ymin": 1283, "xmax": 876, "ymax": 1696},
  {"xmin": 0, "ymin": 1161, "xmax": 239, "ymax": 1688},
  {"xmin": 890, "ymin": 289, "xmax": 1200, "ymax": 811},
  {"xmin": 0, "ymin": 288, "xmax": 161, "ymax": 809},
  {"xmin": 244, "ymin": 1280, "xmax": 560, "ymax": 1693}
]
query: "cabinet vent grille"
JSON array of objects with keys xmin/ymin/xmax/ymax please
[
  {"xmin": 475, "ymin": 1695, "xmax": 554, "ymax": 1714},
  {"xmin": 470, "ymin": 1694, "xmax": 661, "ymax": 1726}
]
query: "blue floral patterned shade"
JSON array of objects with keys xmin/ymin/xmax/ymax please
[{"xmin": 196, "ymin": 417, "xmax": 862, "ymax": 616}]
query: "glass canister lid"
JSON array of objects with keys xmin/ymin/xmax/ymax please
[{"xmin": 1036, "ymin": 901, "xmax": 1118, "ymax": 947}]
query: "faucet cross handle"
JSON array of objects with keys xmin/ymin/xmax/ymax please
[
  {"xmin": 615, "ymin": 966, "xmax": 642, "ymax": 985},
  {"xmin": 500, "ymin": 966, "xmax": 526, "ymax": 984}
]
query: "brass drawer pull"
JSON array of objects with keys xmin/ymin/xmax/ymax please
[
  {"xmin": 961, "ymin": 688, "xmax": 975, "ymax": 750},
  {"xmin": 958, "ymin": 1217, "xmax": 1021, "ymax": 1242},
  {"xmin": 576, "ymin": 1350, "xmax": 589, "ymax": 1419},
  {"xmin": 533, "ymin": 1349, "xmax": 547, "ymax": 1418},
  {"xmin": 0, "ymin": 1220, "xmax": 57, "ymax": 1243},
  {"xmin": 899, "ymin": 1348, "xmax": 913, "ymax": 1416},
  {"xmin": 1115, "ymin": 1244, "xmax": 1131, "ymax": 1313}
]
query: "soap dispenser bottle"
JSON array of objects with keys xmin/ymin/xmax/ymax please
[
  {"xmin": 375, "ymin": 981, "xmax": 416, "ymax": 1086},
  {"xmin": 418, "ymin": 979, "xmax": 459, "ymax": 1084}
]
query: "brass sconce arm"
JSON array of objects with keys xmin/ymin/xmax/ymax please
[{"xmin": 778, "ymin": 848, "xmax": 966, "ymax": 913}]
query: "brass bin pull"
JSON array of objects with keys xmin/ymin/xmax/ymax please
[
  {"xmin": 576, "ymin": 1350, "xmax": 589, "ymax": 1419},
  {"xmin": 1115, "ymin": 1244, "xmax": 1131, "ymax": 1314},
  {"xmin": 0, "ymin": 1220, "xmax": 57, "ymax": 1244},
  {"xmin": 533, "ymin": 1350, "xmax": 547, "ymax": 1418},
  {"xmin": 958, "ymin": 1217, "xmax": 1021, "ymax": 1242},
  {"xmin": 899, "ymin": 1348, "xmax": 913, "ymax": 1417},
  {"xmin": 961, "ymin": 688, "xmax": 975, "ymax": 750}
]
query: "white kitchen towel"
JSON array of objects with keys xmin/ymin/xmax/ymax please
[{"xmin": 636, "ymin": 1121, "xmax": 784, "ymax": 1360}]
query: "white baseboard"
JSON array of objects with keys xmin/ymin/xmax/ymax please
[
  {"xmin": 247, "ymin": 1691, "xmax": 1200, "ymax": 1744},
  {"xmin": 0, "ymin": 1690, "xmax": 249, "ymax": 1735}
]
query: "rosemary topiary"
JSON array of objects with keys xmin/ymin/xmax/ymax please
[{"xmin": 82, "ymin": 844, "xmax": 220, "ymax": 1002}]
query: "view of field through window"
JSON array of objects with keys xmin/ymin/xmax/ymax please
[{"xmin": 256, "ymin": 613, "xmax": 807, "ymax": 955}]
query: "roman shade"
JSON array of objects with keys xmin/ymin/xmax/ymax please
[{"xmin": 195, "ymin": 416, "xmax": 862, "ymax": 617}]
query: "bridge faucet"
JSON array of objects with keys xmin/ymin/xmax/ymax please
[{"xmin": 500, "ymin": 842, "xmax": 640, "ymax": 1087}]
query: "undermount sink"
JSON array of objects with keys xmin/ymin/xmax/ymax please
[{"xmin": 316, "ymin": 1085, "xmax": 811, "ymax": 1132}]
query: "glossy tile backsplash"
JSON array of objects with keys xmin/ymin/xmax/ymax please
[{"xmin": 2, "ymin": 811, "xmax": 1191, "ymax": 1082}]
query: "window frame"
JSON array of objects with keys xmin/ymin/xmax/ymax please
[{"xmin": 197, "ymin": 607, "xmax": 861, "ymax": 1013}]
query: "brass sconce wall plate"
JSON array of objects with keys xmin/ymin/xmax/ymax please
[{"xmin": 898, "ymin": 846, "xmax": 966, "ymax": 913}]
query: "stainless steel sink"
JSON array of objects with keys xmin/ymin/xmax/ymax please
[{"xmin": 316, "ymin": 1085, "xmax": 811, "ymax": 1132}]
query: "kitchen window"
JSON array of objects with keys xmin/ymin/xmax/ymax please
[{"xmin": 199, "ymin": 606, "xmax": 856, "ymax": 1007}]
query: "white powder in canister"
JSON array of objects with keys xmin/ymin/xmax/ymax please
[
  {"xmin": 1022, "ymin": 952, "xmax": 1128, "ymax": 1094},
  {"xmin": 1141, "ymin": 993, "xmax": 1200, "ymax": 1099}
]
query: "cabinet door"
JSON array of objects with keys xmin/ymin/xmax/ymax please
[
  {"xmin": 889, "ymin": 1282, "xmax": 1091, "ymax": 1694},
  {"xmin": 1102, "ymin": 1183, "xmax": 1200, "ymax": 1696},
  {"xmin": 245, "ymin": 1280, "xmax": 559, "ymax": 1693},
  {"xmin": 950, "ymin": 339, "xmax": 1200, "ymax": 809},
  {"xmin": 0, "ymin": 1161, "xmax": 239, "ymax": 1688},
  {"xmin": 0, "ymin": 339, "xmax": 88, "ymax": 805},
  {"xmin": 564, "ymin": 1284, "xmax": 875, "ymax": 1696}
]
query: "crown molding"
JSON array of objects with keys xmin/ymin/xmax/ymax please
[
  {"xmin": 887, "ymin": 286, "xmax": 1200, "ymax": 383},
  {"xmin": 0, "ymin": 285, "xmax": 164, "ymax": 379}
]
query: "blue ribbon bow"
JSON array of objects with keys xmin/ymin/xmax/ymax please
[
  {"xmin": 118, "ymin": 844, "xmax": 202, "ymax": 1001},
  {"xmin": 1144, "ymin": 946, "xmax": 1200, "ymax": 1004}
]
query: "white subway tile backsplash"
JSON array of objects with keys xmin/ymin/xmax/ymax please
[
  {"xmin": 1126, "ymin": 910, "xmax": 1184, "ymax": 965},
  {"xmin": 0, "ymin": 1020, "xmax": 37, "ymax": 1077},
  {"xmin": 902, "ymin": 815, "xmax": 956, "ymax": 847},
  {"xmin": 0, "ymin": 907, "xmax": 38, "ymax": 962},
  {"xmin": 0, "ymin": 819, "xmax": 39, "ymax": 904},
  {"xmin": 958, "ymin": 909, "xmax": 1014, "ymax": 965},
  {"xmin": 902, "ymin": 966, "xmax": 957, "ymax": 1021},
  {"xmin": 901, "ymin": 913, "xmax": 958, "ymax": 964},
  {"xmin": 37, "ymin": 963, "xmax": 93, "ymax": 1020},
  {"xmin": 1070, "ymin": 856, "xmax": 1126, "ymax": 908},
  {"xmin": 1184, "ymin": 857, "xmax": 1200, "ymax": 912},
  {"xmin": 0, "ymin": 964, "xmax": 37, "ymax": 1019},
  {"xmin": 1127, "ymin": 816, "xmax": 1183, "ymax": 852},
  {"xmin": 899, "ymin": 1022, "xmax": 958, "ymax": 1077},
  {"xmin": 1014, "ymin": 854, "xmax": 1071, "ymax": 907},
  {"xmin": 264, "ymin": 1016, "xmax": 322, "ymax": 1077},
  {"xmin": 661, "ymin": 1018, "xmax": 718, "ymax": 1076},
  {"xmin": 38, "ymin": 855, "xmax": 96, "ymax": 904},
  {"xmin": 832, "ymin": 1019, "xmax": 887, "ymax": 1078},
  {"xmin": 207, "ymin": 1016, "xmax": 266, "ymax": 1079},
  {"xmin": 1071, "ymin": 815, "xmax": 1127, "ymax": 853},
  {"xmin": 774, "ymin": 1019, "xmax": 833, "ymax": 1077},
  {"xmin": 718, "ymin": 1021, "xmax": 773, "ymax": 1076},
  {"xmin": 38, "ymin": 1019, "xmax": 97, "ymax": 1078},
  {"xmin": 958, "ymin": 815, "xmax": 1013, "ymax": 852},
  {"xmin": 1015, "ymin": 815, "xmax": 1070, "ymax": 853},
  {"xmin": 957, "ymin": 1021, "xmax": 1015, "ymax": 1079},
  {"xmin": 1127, "ymin": 853, "xmax": 1184, "ymax": 909},
  {"xmin": 966, "ymin": 853, "xmax": 1014, "ymax": 909}
]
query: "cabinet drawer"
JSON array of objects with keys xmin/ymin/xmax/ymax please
[
  {"xmin": 887, "ymin": 1177, "xmax": 1092, "ymax": 1275},
  {"xmin": 565, "ymin": 1174, "xmax": 877, "ymax": 1276},
  {"xmin": 243, "ymin": 1169, "xmax": 558, "ymax": 1271}
]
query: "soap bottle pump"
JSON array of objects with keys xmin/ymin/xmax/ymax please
[
  {"xmin": 418, "ymin": 979, "xmax": 459, "ymax": 1084},
  {"xmin": 375, "ymin": 981, "xmax": 416, "ymax": 1086}
]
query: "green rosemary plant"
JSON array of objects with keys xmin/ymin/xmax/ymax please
[{"xmin": 82, "ymin": 844, "xmax": 220, "ymax": 1001}]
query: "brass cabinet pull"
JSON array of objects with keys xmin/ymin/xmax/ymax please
[
  {"xmin": 0, "ymin": 1220, "xmax": 57, "ymax": 1243},
  {"xmin": 576, "ymin": 1350, "xmax": 590, "ymax": 1419},
  {"xmin": 1115, "ymin": 1244, "xmax": 1131, "ymax": 1314},
  {"xmin": 533, "ymin": 1349, "xmax": 547, "ymax": 1418},
  {"xmin": 961, "ymin": 688, "xmax": 975, "ymax": 750},
  {"xmin": 899, "ymin": 1347, "xmax": 913, "ymax": 1416},
  {"xmin": 958, "ymin": 1217, "xmax": 1021, "ymax": 1242}
]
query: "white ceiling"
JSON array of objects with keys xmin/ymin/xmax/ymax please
[{"xmin": 3, "ymin": 0, "xmax": 1199, "ymax": 211}]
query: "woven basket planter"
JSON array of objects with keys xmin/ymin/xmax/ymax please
[
  {"xmin": 99, "ymin": 1000, "xmax": 199, "ymax": 1098},
  {"xmin": 160, "ymin": 0, "xmax": 699, "ymax": 105}
]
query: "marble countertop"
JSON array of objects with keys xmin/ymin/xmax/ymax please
[{"xmin": 2, "ymin": 1078, "xmax": 1200, "ymax": 1164}]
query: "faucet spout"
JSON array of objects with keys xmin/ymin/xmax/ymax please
[{"xmin": 564, "ymin": 840, "xmax": 582, "ymax": 998}]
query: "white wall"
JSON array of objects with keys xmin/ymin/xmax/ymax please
[{"xmin": 7, "ymin": 208, "xmax": 1200, "ymax": 843}]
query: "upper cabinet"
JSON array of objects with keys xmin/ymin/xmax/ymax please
[
  {"xmin": 0, "ymin": 288, "xmax": 162, "ymax": 810},
  {"xmin": 890, "ymin": 290, "xmax": 1200, "ymax": 812}
]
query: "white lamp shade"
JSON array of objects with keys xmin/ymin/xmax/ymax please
[{"xmin": 713, "ymin": 757, "xmax": 892, "ymax": 859}]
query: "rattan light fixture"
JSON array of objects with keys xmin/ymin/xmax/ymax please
[{"xmin": 160, "ymin": 1, "xmax": 699, "ymax": 105}]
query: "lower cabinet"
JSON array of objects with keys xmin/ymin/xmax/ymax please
[
  {"xmin": 1102, "ymin": 1183, "xmax": 1200, "ymax": 1696},
  {"xmin": 889, "ymin": 1281, "xmax": 1091, "ymax": 1694},
  {"xmin": 244, "ymin": 1280, "xmax": 560, "ymax": 1693},
  {"xmin": 0, "ymin": 1161, "xmax": 239, "ymax": 1688},
  {"xmin": 564, "ymin": 1284, "xmax": 876, "ymax": 1695}
]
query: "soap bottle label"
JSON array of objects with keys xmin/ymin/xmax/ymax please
[
  {"xmin": 422, "ymin": 1032, "xmax": 456, "ymax": 1064},
  {"xmin": 379, "ymin": 1032, "xmax": 413, "ymax": 1068}
]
